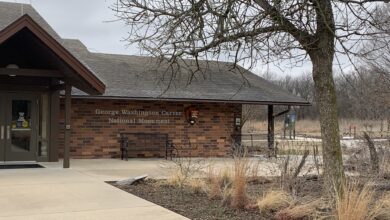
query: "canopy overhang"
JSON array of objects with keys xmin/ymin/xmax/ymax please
[{"xmin": 0, "ymin": 14, "xmax": 105, "ymax": 95}]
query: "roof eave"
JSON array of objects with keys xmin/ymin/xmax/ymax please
[{"xmin": 69, "ymin": 95, "xmax": 311, "ymax": 106}]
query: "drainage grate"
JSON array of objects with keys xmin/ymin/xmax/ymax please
[{"xmin": 0, "ymin": 164, "xmax": 44, "ymax": 169}]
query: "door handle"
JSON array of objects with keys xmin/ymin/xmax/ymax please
[
  {"xmin": 0, "ymin": 126, "xmax": 3, "ymax": 140},
  {"xmin": 6, "ymin": 125, "xmax": 10, "ymax": 140}
]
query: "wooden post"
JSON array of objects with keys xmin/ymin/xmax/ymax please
[
  {"xmin": 63, "ymin": 83, "xmax": 72, "ymax": 168},
  {"xmin": 267, "ymin": 105, "xmax": 275, "ymax": 157}
]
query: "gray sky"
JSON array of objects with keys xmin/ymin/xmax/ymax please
[{"xmin": 4, "ymin": 0, "xmax": 354, "ymax": 77}]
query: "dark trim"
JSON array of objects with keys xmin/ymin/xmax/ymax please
[
  {"xmin": 69, "ymin": 95, "xmax": 311, "ymax": 106},
  {"xmin": 0, "ymin": 68, "xmax": 63, "ymax": 78},
  {"xmin": 0, "ymin": 84, "xmax": 50, "ymax": 92},
  {"xmin": 49, "ymin": 86, "xmax": 59, "ymax": 162},
  {"xmin": 0, "ymin": 15, "xmax": 105, "ymax": 95}
]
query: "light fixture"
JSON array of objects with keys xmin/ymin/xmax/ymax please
[
  {"xmin": 6, "ymin": 64, "xmax": 19, "ymax": 77},
  {"xmin": 6, "ymin": 64, "xmax": 19, "ymax": 69},
  {"xmin": 185, "ymin": 106, "xmax": 199, "ymax": 125}
]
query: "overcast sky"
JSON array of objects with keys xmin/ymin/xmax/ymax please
[{"xmin": 3, "ymin": 0, "xmax": 355, "ymax": 77}]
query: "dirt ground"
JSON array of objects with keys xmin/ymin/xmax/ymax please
[{"xmin": 110, "ymin": 177, "xmax": 323, "ymax": 220}]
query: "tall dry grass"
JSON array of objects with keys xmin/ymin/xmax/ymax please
[
  {"xmin": 230, "ymin": 156, "xmax": 250, "ymax": 209},
  {"xmin": 334, "ymin": 182, "xmax": 390, "ymax": 220},
  {"xmin": 371, "ymin": 193, "xmax": 390, "ymax": 220}
]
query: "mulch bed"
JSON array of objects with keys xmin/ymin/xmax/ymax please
[{"xmin": 109, "ymin": 177, "xmax": 323, "ymax": 220}]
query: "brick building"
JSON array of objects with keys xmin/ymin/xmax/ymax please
[{"xmin": 0, "ymin": 2, "xmax": 309, "ymax": 165}]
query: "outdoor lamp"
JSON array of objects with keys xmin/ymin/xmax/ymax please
[
  {"xmin": 185, "ymin": 106, "xmax": 199, "ymax": 125},
  {"xmin": 6, "ymin": 64, "xmax": 19, "ymax": 77},
  {"xmin": 6, "ymin": 64, "xmax": 19, "ymax": 69}
]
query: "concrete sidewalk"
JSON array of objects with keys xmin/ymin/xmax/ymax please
[{"xmin": 0, "ymin": 164, "xmax": 187, "ymax": 220}]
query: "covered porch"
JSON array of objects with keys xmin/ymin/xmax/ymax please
[{"xmin": 0, "ymin": 15, "xmax": 104, "ymax": 167}]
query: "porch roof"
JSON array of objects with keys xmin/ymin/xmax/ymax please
[{"xmin": 0, "ymin": 2, "xmax": 105, "ymax": 95}]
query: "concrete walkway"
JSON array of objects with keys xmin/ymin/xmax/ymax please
[{"xmin": 0, "ymin": 160, "xmax": 188, "ymax": 220}]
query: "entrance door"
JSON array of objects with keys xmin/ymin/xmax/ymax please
[{"xmin": 0, "ymin": 93, "xmax": 39, "ymax": 162}]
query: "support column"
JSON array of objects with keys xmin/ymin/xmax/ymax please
[
  {"xmin": 267, "ymin": 105, "xmax": 275, "ymax": 157},
  {"xmin": 63, "ymin": 83, "xmax": 72, "ymax": 168},
  {"xmin": 49, "ymin": 79, "xmax": 60, "ymax": 162}
]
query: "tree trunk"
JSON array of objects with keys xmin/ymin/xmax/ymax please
[
  {"xmin": 311, "ymin": 53, "xmax": 345, "ymax": 197},
  {"xmin": 363, "ymin": 131, "xmax": 379, "ymax": 174}
]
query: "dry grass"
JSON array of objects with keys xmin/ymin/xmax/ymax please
[
  {"xmin": 187, "ymin": 178, "xmax": 206, "ymax": 194},
  {"xmin": 334, "ymin": 182, "xmax": 373, "ymax": 220},
  {"xmin": 276, "ymin": 139, "xmax": 322, "ymax": 155},
  {"xmin": 379, "ymin": 148, "xmax": 390, "ymax": 178},
  {"xmin": 166, "ymin": 169, "xmax": 186, "ymax": 187},
  {"xmin": 204, "ymin": 158, "xmax": 251, "ymax": 209},
  {"xmin": 275, "ymin": 200, "xmax": 319, "ymax": 220},
  {"xmin": 220, "ymin": 167, "xmax": 232, "ymax": 186},
  {"xmin": 243, "ymin": 119, "xmax": 389, "ymax": 138},
  {"xmin": 230, "ymin": 157, "xmax": 250, "ymax": 209},
  {"xmin": 208, "ymin": 175, "xmax": 222, "ymax": 200},
  {"xmin": 334, "ymin": 182, "xmax": 390, "ymax": 220},
  {"xmin": 369, "ymin": 193, "xmax": 390, "ymax": 220},
  {"xmin": 205, "ymin": 166, "xmax": 231, "ymax": 200},
  {"xmin": 257, "ymin": 190, "xmax": 293, "ymax": 213},
  {"xmin": 163, "ymin": 157, "xmax": 206, "ymax": 188},
  {"xmin": 243, "ymin": 119, "xmax": 321, "ymax": 135},
  {"xmin": 221, "ymin": 184, "xmax": 233, "ymax": 206}
]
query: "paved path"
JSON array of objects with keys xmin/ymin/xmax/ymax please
[{"xmin": 0, "ymin": 162, "xmax": 188, "ymax": 220}]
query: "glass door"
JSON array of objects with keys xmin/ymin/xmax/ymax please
[{"xmin": 3, "ymin": 93, "xmax": 38, "ymax": 162}]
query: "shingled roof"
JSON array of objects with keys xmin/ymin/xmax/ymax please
[
  {"xmin": 0, "ymin": 1, "xmax": 309, "ymax": 105},
  {"xmin": 0, "ymin": 2, "xmax": 60, "ymax": 41}
]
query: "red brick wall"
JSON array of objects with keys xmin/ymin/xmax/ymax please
[{"xmin": 59, "ymin": 99, "xmax": 242, "ymax": 158}]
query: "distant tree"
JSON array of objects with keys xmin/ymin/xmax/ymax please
[
  {"xmin": 114, "ymin": 0, "xmax": 390, "ymax": 197},
  {"xmin": 275, "ymin": 73, "xmax": 316, "ymax": 119},
  {"xmin": 358, "ymin": 5, "xmax": 390, "ymax": 120}
]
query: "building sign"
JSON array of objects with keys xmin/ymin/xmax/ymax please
[{"xmin": 95, "ymin": 109, "xmax": 182, "ymax": 125}]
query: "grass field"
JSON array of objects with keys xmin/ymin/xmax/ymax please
[{"xmin": 243, "ymin": 119, "xmax": 390, "ymax": 139}]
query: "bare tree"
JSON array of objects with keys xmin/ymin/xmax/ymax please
[
  {"xmin": 358, "ymin": 5, "xmax": 390, "ymax": 120},
  {"xmin": 113, "ymin": 0, "xmax": 390, "ymax": 196}
]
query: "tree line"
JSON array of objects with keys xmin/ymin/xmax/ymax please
[{"xmin": 269, "ymin": 66, "xmax": 389, "ymax": 121}]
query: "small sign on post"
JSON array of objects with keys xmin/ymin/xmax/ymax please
[{"xmin": 284, "ymin": 112, "xmax": 296, "ymax": 139}]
